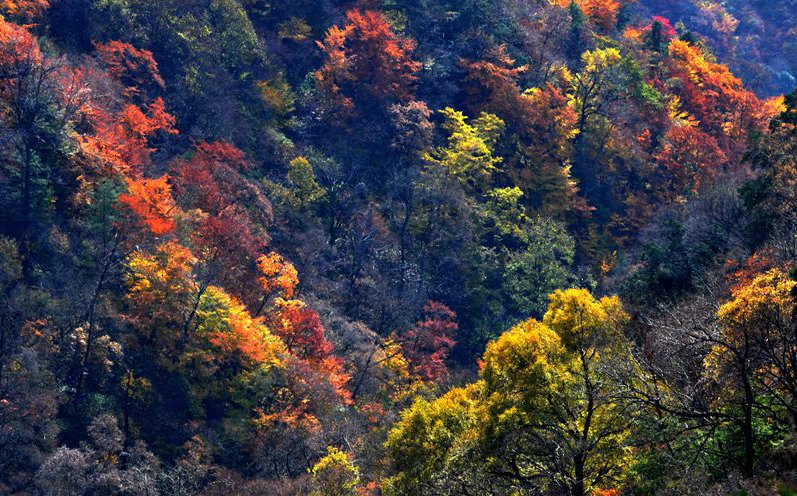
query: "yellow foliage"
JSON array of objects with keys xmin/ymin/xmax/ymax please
[
  {"xmin": 543, "ymin": 288, "xmax": 628, "ymax": 351},
  {"xmin": 256, "ymin": 251, "xmax": 299, "ymax": 300},
  {"xmin": 196, "ymin": 285, "xmax": 284, "ymax": 367},
  {"xmin": 310, "ymin": 447, "xmax": 361, "ymax": 496},
  {"xmin": 424, "ymin": 107, "xmax": 505, "ymax": 189}
]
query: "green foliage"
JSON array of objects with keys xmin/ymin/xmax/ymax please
[
  {"xmin": 286, "ymin": 156, "xmax": 326, "ymax": 207},
  {"xmin": 503, "ymin": 218, "xmax": 576, "ymax": 318}
]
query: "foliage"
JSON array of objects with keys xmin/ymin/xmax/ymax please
[
  {"xmin": 424, "ymin": 108, "xmax": 505, "ymax": 190},
  {"xmin": 309, "ymin": 447, "xmax": 361, "ymax": 496},
  {"xmin": 2, "ymin": 0, "xmax": 797, "ymax": 494}
]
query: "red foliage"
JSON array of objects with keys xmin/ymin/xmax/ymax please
[
  {"xmin": 654, "ymin": 125, "xmax": 728, "ymax": 197},
  {"xmin": 404, "ymin": 301, "xmax": 458, "ymax": 381},
  {"xmin": 171, "ymin": 142, "xmax": 273, "ymax": 295},
  {"xmin": 1, "ymin": 0, "xmax": 50, "ymax": 20},
  {"xmin": 267, "ymin": 302, "xmax": 351, "ymax": 401},
  {"xmin": 171, "ymin": 141, "xmax": 268, "ymax": 219},
  {"xmin": 276, "ymin": 305, "xmax": 332, "ymax": 359},
  {"xmin": 94, "ymin": 40, "xmax": 165, "ymax": 99},
  {"xmin": 315, "ymin": 9, "xmax": 421, "ymax": 110},
  {"xmin": 191, "ymin": 211, "xmax": 263, "ymax": 261},
  {"xmin": 645, "ymin": 16, "xmax": 677, "ymax": 41},
  {"xmin": 118, "ymin": 175, "xmax": 177, "ymax": 236},
  {"xmin": 80, "ymin": 98, "xmax": 177, "ymax": 176},
  {"xmin": 171, "ymin": 142, "xmax": 272, "ymax": 246}
]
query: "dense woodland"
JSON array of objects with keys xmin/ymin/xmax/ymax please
[{"xmin": 1, "ymin": 0, "xmax": 797, "ymax": 494}]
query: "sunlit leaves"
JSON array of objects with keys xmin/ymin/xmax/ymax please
[
  {"xmin": 118, "ymin": 175, "xmax": 177, "ymax": 236},
  {"xmin": 196, "ymin": 286, "xmax": 284, "ymax": 367},
  {"xmin": 424, "ymin": 108, "xmax": 505, "ymax": 189},
  {"xmin": 79, "ymin": 98, "xmax": 177, "ymax": 176},
  {"xmin": 256, "ymin": 252, "xmax": 299, "ymax": 301},
  {"xmin": 126, "ymin": 241, "xmax": 196, "ymax": 308},
  {"xmin": 310, "ymin": 447, "xmax": 361, "ymax": 496},
  {"xmin": 387, "ymin": 288, "xmax": 633, "ymax": 494},
  {"xmin": 315, "ymin": 9, "xmax": 421, "ymax": 110}
]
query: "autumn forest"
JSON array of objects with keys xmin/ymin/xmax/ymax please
[{"xmin": 2, "ymin": 0, "xmax": 797, "ymax": 494}]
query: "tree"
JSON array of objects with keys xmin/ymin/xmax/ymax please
[
  {"xmin": 79, "ymin": 98, "xmax": 177, "ymax": 176},
  {"xmin": 424, "ymin": 108, "xmax": 505, "ymax": 191},
  {"xmin": 315, "ymin": 9, "xmax": 421, "ymax": 111},
  {"xmin": 708, "ymin": 267, "xmax": 797, "ymax": 474},
  {"xmin": 1, "ymin": 0, "xmax": 50, "ymax": 20},
  {"xmin": 554, "ymin": 0, "xmax": 623, "ymax": 32},
  {"xmin": 285, "ymin": 156, "xmax": 326, "ymax": 210},
  {"xmin": 570, "ymin": 48, "xmax": 626, "ymax": 141},
  {"xmin": 170, "ymin": 141, "xmax": 273, "ymax": 297},
  {"xmin": 0, "ymin": 15, "xmax": 85, "ymax": 271},
  {"xmin": 195, "ymin": 285, "xmax": 284, "ymax": 367},
  {"xmin": 118, "ymin": 174, "xmax": 177, "ymax": 236},
  {"xmin": 386, "ymin": 288, "xmax": 633, "ymax": 496},
  {"xmin": 665, "ymin": 39, "xmax": 778, "ymax": 163},
  {"xmin": 503, "ymin": 218, "xmax": 576, "ymax": 318},
  {"xmin": 94, "ymin": 40, "xmax": 165, "ymax": 100},
  {"xmin": 256, "ymin": 251, "xmax": 299, "ymax": 304},
  {"xmin": 462, "ymin": 48, "xmax": 584, "ymax": 216},
  {"xmin": 309, "ymin": 447, "xmax": 360, "ymax": 496},
  {"xmin": 125, "ymin": 241, "xmax": 198, "ymax": 354},
  {"xmin": 402, "ymin": 301, "xmax": 458, "ymax": 382},
  {"xmin": 627, "ymin": 264, "xmax": 797, "ymax": 482}
]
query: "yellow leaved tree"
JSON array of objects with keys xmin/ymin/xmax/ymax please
[{"xmin": 385, "ymin": 288, "xmax": 633, "ymax": 496}]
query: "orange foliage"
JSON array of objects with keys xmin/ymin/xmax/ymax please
[
  {"xmin": 593, "ymin": 489, "xmax": 621, "ymax": 496},
  {"xmin": 724, "ymin": 250, "xmax": 780, "ymax": 290},
  {"xmin": 253, "ymin": 356, "xmax": 352, "ymax": 432},
  {"xmin": 666, "ymin": 40, "xmax": 775, "ymax": 161},
  {"xmin": 315, "ymin": 9, "xmax": 421, "ymax": 110},
  {"xmin": 254, "ymin": 382, "xmax": 321, "ymax": 433},
  {"xmin": 0, "ymin": 13, "xmax": 41, "ymax": 68},
  {"xmin": 80, "ymin": 98, "xmax": 177, "ymax": 175},
  {"xmin": 463, "ymin": 45, "xmax": 529, "ymax": 120},
  {"xmin": 256, "ymin": 252, "xmax": 299, "ymax": 300},
  {"xmin": 126, "ymin": 241, "xmax": 197, "ymax": 325},
  {"xmin": 1, "ymin": 0, "xmax": 49, "ymax": 20},
  {"xmin": 272, "ymin": 303, "xmax": 352, "ymax": 401},
  {"xmin": 94, "ymin": 40, "xmax": 165, "ymax": 98},
  {"xmin": 654, "ymin": 125, "xmax": 728, "ymax": 197},
  {"xmin": 118, "ymin": 175, "xmax": 177, "ymax": 235},
  {"xmin": 205, "ymin": 288, "xmax": 283, "ymax": 365},
  {"xmin": 555, "ymin": 0, "xmax": 624, "ymax": 31},
  {"xmin": 581, "ymin": 0, "xmax": 622, "ymax": 31}
]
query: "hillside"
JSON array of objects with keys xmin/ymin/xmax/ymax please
[
  {"xmin": 637, "ymin": 0, "xmax": 797, "ymax": 96},
  {"xmin": 1, "ymin": 1, "xmax": 796, "ymax": 495}
]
